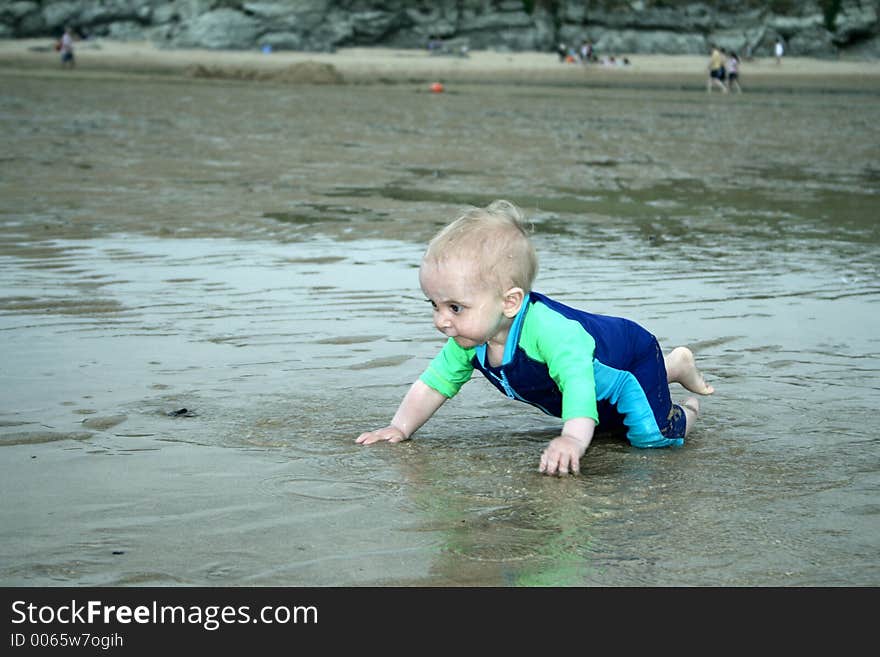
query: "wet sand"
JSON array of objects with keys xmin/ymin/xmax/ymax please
[{"xmin": 1, "ymin": 43, "xmax": 879, "ymax": 586}]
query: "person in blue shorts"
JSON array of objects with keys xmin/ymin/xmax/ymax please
[
  {"xmin": 356, "ymin": 200, "xmax": 714, "ymax": 475},
  {"xmin": 59, "ymin": 26, "xmax": 76, "ymax": 69},
  {"xmin": 707, "ymin": 45, "xmax": 727, "ymax": 93}
]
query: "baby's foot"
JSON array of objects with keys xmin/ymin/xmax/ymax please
[
  {"xmin": 679, "ymin": 397, "xmax": 701, "ymax": 438},
  {"xmin": 668, "ymin": 347, "xmax": 715, "ymax": 395},
  {"xmin": 680, "ymin": 364, "xmax": 714, "ymax": 395},
  {"xmin": 680, "ymin": 397, "xmax": 700, "ymax": 415}
]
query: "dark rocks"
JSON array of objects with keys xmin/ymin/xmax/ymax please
[{"xmin": 2, "ymin": 1, "xmax": 878, "ymax": 59}]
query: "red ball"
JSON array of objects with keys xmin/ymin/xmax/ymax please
[{"xmin": 430, "ymin": 82, "xmax": 444, "ymax": 93}]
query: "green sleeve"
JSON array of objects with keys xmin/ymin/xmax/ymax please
[
  {"xmin": 419, "ymin": 338, "xmax": 476, "ymax": 398},
  {"xmin": 519, "ymin": 303, "xmax": 599, "ymax": 423}
]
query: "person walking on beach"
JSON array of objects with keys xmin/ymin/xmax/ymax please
[
  {"xmin": 59, "ymin": 26, "xmax": 76, "ymax": 69},
  {"xmin": 774, "ymin": 38, "xmax": 784, "ymax": 65},
  {"xmin": 707, "ymin": 45, "xmax": 727, "ymax": 93},
  {"xmin": 557, "ymin": 42, "xmax": 568, "ymax": 62},
  {"xmin": 355, "ymin": 200, "xmax": 714, "ymax": 476},
  {"xmin": 727, "ymin": 51, "xmax": 742, "ymax": 93},
  {"xmin": 579, "ymin": 40, "xmax": 593, "ymax": 64}
]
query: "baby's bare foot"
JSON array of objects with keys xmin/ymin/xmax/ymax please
[
  {"xmin": 666, "ymin": 347, "xmax": 714, "ymax": 395},
  {"xmin": 679, "ymin": 396, "xmax": 700, "ymax": 438}
]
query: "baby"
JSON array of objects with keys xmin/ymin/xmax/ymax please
[{"xmin": 356, "ymin": 200, "xmax": 713, "ymax": 475}]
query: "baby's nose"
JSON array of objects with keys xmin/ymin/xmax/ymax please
[{"xmin": 434, "ymin": 311, "xmax": 452, "ymax": 329}]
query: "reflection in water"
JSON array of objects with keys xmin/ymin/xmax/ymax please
[{"xmin": 0, "ymin": 74, "xmax": 878, "ymax": 585}]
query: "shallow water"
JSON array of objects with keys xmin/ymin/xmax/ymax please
[{"xmin": 1, "ymin": 73, "xmax": 878, "ymax": 586}]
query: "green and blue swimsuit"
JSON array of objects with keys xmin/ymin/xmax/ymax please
[{"xmin": 419, "ymin": 292, "xmax": 686, "ymax": 447}]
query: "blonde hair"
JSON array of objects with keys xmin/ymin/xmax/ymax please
[{"xmin": 422, "ymin": 199, "xmax": 538, "ymax": 292}]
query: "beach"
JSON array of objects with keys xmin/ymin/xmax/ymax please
[
  {"xmin": 1, "ymin": 37, "xmax": 879, "ymax": 587},
  {"xmin": 2, "ymin": 37, "xmax": 880, "ymax": 91}
]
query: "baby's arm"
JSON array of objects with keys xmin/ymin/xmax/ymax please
[
  {"xmin": 527, "ymin": 311, "xmax": 600, "ymax": 475},
  {"xmin": 356, "ymin": 379, "xmax": 447, "ymax": 445},
  {"xmin": 539, "ymin": 417, "xmax": 596, "ymax": 475}
]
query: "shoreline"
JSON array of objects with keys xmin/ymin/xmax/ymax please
[{"xmin": 2, "ymin": 38, "xmax": 880, "ymax": 91}]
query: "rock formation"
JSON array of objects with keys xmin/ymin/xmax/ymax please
[{"xmin": 2, "ymin": 1, "xmax": 877, "ymax": 58}]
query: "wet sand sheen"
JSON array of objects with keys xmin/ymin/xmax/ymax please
[{"xmin": 0, "ymin": 65, "xmax": 878, "ymax": 585}]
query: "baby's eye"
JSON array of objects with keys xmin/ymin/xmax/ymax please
[
  {"xmin": 449, "ymin": 304, "xmax": 462, "ymax": 314},
  {"xmin": 426, "ymin": 299, "xmax": 438, "ymax": 311}
]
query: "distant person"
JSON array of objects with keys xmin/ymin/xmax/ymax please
[
  {"xmin": 59, "ymin": 26, "xmax": 76, "ymax": 69},
  {"xmin": 707, "ymin": 45, "xmax": 727, "ymax": 93},
  {"xmin": 557, "ymin": 42, "xmax": 567, "ymax": 62},
  {"xmin": 355, "ymin": 200, "xmax": 714, "ymax": 476},
  {"xmin": 579, "ymin": 40, "xmax": 593, "ymax": 64},
  {"xmin": 427, "ymin": 35, "xmax": 445, "ymax": 54},
  {"xmin": 726, "ymin": 51, "xmax": 742, "ymax": 93},
  {"xmin": 774, "ymin": 38, "xmax": 784, "ymax": 65}
]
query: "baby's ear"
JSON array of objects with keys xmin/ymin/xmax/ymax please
[{"xmin": 502, "ymin": 287, "xmax": 525, "ymax": 318}]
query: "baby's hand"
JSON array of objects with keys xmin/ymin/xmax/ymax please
[
  {"xmin": 355, "ymin": 425, "xmax": 408, "ymax": 445},
  {"xmin": 539, "ymin": 435, "xmax": 588, "ymax": 476}
]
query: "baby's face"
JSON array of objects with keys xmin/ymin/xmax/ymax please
[{"xmin": 419, "ymin": 259, "xmax": 507, "ymax": 349}]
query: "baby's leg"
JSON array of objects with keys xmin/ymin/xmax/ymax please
[
  {"xmin": 679, "ymin": 397, "xmax": 700, "ymax": 437},
  {"xmin": 665, "ymin": 347, "xmax": 714, "ymax": 395}
]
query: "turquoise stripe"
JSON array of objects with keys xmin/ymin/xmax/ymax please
[
  {"xmin": 503, "ymin": 292, "xmax": 530, "ymax": 365},
  {"xmin": 593, "ymin": 360, "xmax": 683, "ymax": 448}
]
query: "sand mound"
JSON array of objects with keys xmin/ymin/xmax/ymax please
[{"xmin": 185, "ymin": 61, "xmax": 344, "ymax": 84}]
